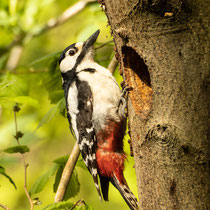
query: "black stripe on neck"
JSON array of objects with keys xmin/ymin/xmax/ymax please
[
  {"xmin": 81, "ymin": 68, "xmax": 96, "ymax": 73},
  {"xmin": 62, "ymin": 70, "xmax": 77, "ymax": 97}
]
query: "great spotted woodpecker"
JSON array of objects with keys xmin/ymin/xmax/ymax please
[{"xmin": 59, "ymin": 30, "xmax": 138, "ymax": 210}]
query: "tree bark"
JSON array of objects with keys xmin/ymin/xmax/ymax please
[{"xmin": 99, "ymin": 0, "xmax": 209, "ymax": 209}]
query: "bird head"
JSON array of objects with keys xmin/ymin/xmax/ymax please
[{"xmin": 59, "ymin": 29, "xmax": 100, "ymax": 73}]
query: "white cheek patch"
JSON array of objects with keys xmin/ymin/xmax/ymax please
[
  {"xmin": 60, "ymin": 56, "xmax": 76, "ymax": 73},
  {"xmin": 60, "ymin": 43, "xmax": 84, "ymax": 73}
]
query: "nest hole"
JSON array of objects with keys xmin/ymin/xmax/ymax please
[
  {"xmin": 122, "ymin": 46, "xmax": 152, "ymax": 118},
  {"xmin": 122, "ymin": 46, "xmax": 151, "ymax": 87}
]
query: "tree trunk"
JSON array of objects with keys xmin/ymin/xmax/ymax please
[{"xmin": 99, "ymin": 0, "xmax": 209, "ymax": 209}]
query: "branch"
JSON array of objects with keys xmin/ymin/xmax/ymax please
[
  {"xmin": 70, "ymin": 200, "xmax": 86, "ymax": 210},
  {"xmin": 108, "ymin": 55, "xmax": 118, "ymax": 74},
  {"xmin": 13, "ymin": 105, "xmax": 34, "ymax": 210},
  {"xmin": 0, "ymin": 204, "xmax": 10, "ymax": 210},
  {"xmin": 22, "ymin": 155, "xmax": 33, "ymax": 210},
  {"xmin": 6, "ymin": 45, "xmax": 23, "ymax": 72},
  {"xmin": 37, "ymin": 0, "xmax": 96, "ymax": 36},
  {"xmin": 95, "ymin": 40, "xmax": 113, "ymax": 50},
  {"xmin": 6, "ymin": 0, "xmax": 97, "ymax": 71},
  {"xmin": 54, "ymin": 143, "xmax": 80, "ymax": 202}
]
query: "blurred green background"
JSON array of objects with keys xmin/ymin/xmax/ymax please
[{"xmin": 0, "ymin": 0, "xmax": 138, "ymax": 209}]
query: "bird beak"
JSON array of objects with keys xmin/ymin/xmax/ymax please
[{"xmin": 83, "ymin": 29, "xmax": 100, "ymax": 50}]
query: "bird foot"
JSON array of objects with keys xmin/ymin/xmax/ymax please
[{"xmin": 117, "ymin": 85, "xmax": 133, "ymax": 119}]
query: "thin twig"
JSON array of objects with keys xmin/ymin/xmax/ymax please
[
  {"xmin": 0, "ymin": 204, "xmax": 10, "ymax": 210},
  {"xmin": 22, "ymin": 155, "xmax": 33, "ymax": 210},
  {"xmin": 14, "ymin": 106, "xmax": 34, "ymax": 210},
  {"xmin": 95, "ymin": 40, "xmax": 113, "ymax": 50},
  {"xmin": 36, "ymin": 0, "xmax": 96, "ymax": 36},
  {"xmin": 0, "ymin": 69, "xmax": 48, "ymax": 74},
  {"xmin": 54, "ymin": 143, "xmax": 80, "ymax": 202},
  {"xmin": 70, "ymin": 199, "xmax": 85, "ymax": 210},
  {"xmin": 108, "ymin": 55, "xmax": 118, "ymax": 74},
  {"xmin": 13, "ymin": 111, "xmax": 18, "ymax": 143},
  {"xmin": 6, "ymin": 45, "xmax": 23, "ymax": 71}
]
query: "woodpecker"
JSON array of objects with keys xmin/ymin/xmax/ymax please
[{"xmin": 59, "ymin": 30, "xmax": 138, "ymax": 210}]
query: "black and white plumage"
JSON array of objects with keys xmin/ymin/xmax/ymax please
[{"xmin": 59, "ymin": 30, "xmax": 139, "ymax": 210}]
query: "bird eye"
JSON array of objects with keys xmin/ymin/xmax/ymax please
[{"xmin": 69, "ymin": 49, "xmax": 76, "ymax": 56}]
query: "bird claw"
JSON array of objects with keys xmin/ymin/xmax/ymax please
[{"xmin": 117, "ymin": 85, "xmax": 133, "ymax": 119}]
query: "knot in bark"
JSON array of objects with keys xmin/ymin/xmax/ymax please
[{"xmin": 146, "ymin": 124, "xmax": 177, "ymax": 148}]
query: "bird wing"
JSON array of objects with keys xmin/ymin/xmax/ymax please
[{"xmin": 74, "ymin": 79, "xmax": 102, "ymax": 200}]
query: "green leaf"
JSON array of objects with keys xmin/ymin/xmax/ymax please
[
  {"xmin": 48, "ymin": 90, "xmax": 64, "ymax": 104},
  {"xmin": 0, "ymin": 96, "xmax": 40, "ymax": 110},
  {"xmin": 42, "ymin": 201, "xmax": 93, "ymax": 210},
  {"xmin": 29, "ymin": 51, "xmax": 61, "ymax": 68},
  {"xmin": 4, "ymin": 145, "xmax": 30, "ymax": 154},
  {"xmin": 9, "ymin": 96, "xmax": 39, "ymax": 108},
  {"xmin": 0, "ymin": 81, "xmax": 14, "ymax": 92},
  {"xmin": 36, "ymin": 105, "xmax": 58, "ymax": 130},
  {"xmin": 0, "ymin": 53, "xmax": 9, "ymax": 69},
  {"xmin": 53, "ymin": 165, "xmax": 63, "ymax": 193},
  {"xmin": 0, "ymin": 166, "xmax": 17, "ymax": 189},
  {"xmin": 42, "ymin": 201, "xmax": 74, "ymax": 210},
  {"xmin": 36, "ymin": 99, "xmax": 65, "ymax": 130},
  {"xmin": 76, "ymin": 159, "xmax": 88, "ymax": 171},
  {"xmin": 36, "ymin": 104, "xmax": 59, "ymax": 130},
  {"xmin": 0, "ymin": 73, "xmax": 28, "ymax": 99},
  {"xmin": 30, "ymin": 164, "xmax": 58, "ymax": 196},
  {"xmin": 53, "ymin": 166, "xmax": 80, "ymax": 200},
  {"xmin": 58, "ymin": 98, "xmax": 66, "ymax": 117},
  {"xmin": 53, "ymin": 155, "xmax": 68, "ymax": 165},
  {"xmin": 76, "ymin": 204, "xmax": 94, "ymax": 210},
  {"xmin": 42, "ymin": 66, "xmax": 62, "ymax": 94}
]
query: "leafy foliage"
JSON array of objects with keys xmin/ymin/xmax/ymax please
[
  {"xmin": 76, "ymin": 159, "xmax": 88, "ymax": 171},
  {"xmin": 36, "ymin": 98, "xmax": 65, "ymax": 130},
  {"xmin": 30, "ymin": 154, "xmax": 82, "ymax": 201},
  {"xmin": 43, "ymin": 200, "xmax": 93, "ymax": 210},
  {"xmin": 4, "ymin": 145, "xmax": 30, "ymax": 154},
  {"xmin": 42, "ymin": 201, "xmax": 74, "ymax": 210},
  {"xmin": 29, "ymin": 51, "xmax": 61, "ymax": 68},
  {"xmin": 0, "ymin": 166, "xmax": 16, "ymax": 189},
  {"xmin": 30, "ymin": 164, "xmax": 58, "ymax": 196},
  {"xmin": 53, "ymin": 155, "xmax": 69, "ymax": 165}
]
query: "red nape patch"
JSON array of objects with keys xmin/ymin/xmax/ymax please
[{"xmin": 96, "ymin": 149, "xmax": 126, "ymax": 184}]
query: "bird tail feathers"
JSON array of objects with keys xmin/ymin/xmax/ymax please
[{"xmin": 111, "ymin": 175, "xmax": 139, "ymax": 210}]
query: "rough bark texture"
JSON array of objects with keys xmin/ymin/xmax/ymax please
[{"xmin": 99, "ymin": 0, "xmax": 209, "ymax": 209}]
